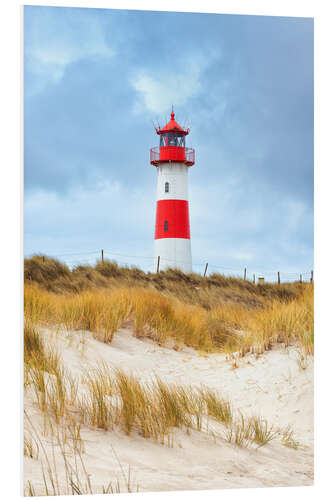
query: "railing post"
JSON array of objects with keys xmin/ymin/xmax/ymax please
[{"xmin": 157, "ymin": 256, "xmax": 160, "ymax": 273}]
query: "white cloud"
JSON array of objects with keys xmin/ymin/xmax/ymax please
[
  {"xmin": 25, "ymin": 9, "xmax": 114, "ymax": 93},
  {"xmin": 131, "ymin": 68, "xmax": 200, "ymax": 114},
  {"xmin": 131, "ymin": 51, "xmax": 220, "ymax": 114}
]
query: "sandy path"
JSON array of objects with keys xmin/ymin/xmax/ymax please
[{"xmin": 24, "ymin": 327, "xmax": 313, "ymax": 494}]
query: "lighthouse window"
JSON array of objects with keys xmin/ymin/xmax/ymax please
[
  {"xmin": 160, "ymin": 133, "xmax": 185, "ymax": 147},
  {"xmin": 168, "ymin": 133, "xmax": 177, "ymax": 146},
  {"xmin": 164, "ymin": 220, "xmax": 168, "ymax": 232},
  {"xmin": 165, "ymin": 182, "xmax": 169, "ymax": 193},
  {"xmin": 176, "ymin": 134, "xmax": 185, "ymax": 147}
]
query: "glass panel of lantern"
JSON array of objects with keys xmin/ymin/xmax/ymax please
[
  {"xmin": 167, "ymin": 133, "xmax": 177, "ymax": 146},
  {"xmin": 177, "ymin": 134, "xmax": 185, "ymax": 147}
]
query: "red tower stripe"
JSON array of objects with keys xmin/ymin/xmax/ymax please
[{"xmin": 155, "ymin": 199, "xmax": 190, "ymax": 240}]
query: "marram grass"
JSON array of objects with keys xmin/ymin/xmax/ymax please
[
  {"xmin": 24, "ymin": 257, "xmax": 312, "ymax": 494},
  {"xmin": 24, "ymin": 279, "xmax": 313, "ymax": 355},
  {"xmin": 25, "ymin": 328, "xmax": 295, "ymax": 453}
]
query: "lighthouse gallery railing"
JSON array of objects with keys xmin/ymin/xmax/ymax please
[{"xmin": 150, "ymin": 146, "xmax": 195, "ymax": 166}]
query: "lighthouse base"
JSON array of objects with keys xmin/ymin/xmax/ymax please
[{"xmin": 154, "ymin": 238, "xmax": 192, "ymax": 274}]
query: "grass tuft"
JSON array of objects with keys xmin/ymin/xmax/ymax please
[
  {"xmin": 250, "ymin": 416, "xmax": 278, "ymax": 447},
  {"xmin": 281, "ymin": 425, "xmax": 300, "ymax": 449},
  {"xmin": 199, "ymin": 387, "xmax": 233, "ymax": 425}
]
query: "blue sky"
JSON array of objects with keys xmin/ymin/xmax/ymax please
[{"xmin": 24, "ymin": 6, "xmax": 313, "ymax": 280}]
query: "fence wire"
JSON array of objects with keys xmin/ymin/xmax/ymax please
[{"xmin": 25, "ymin": 249, "xmax": 313, "ymax": 284}]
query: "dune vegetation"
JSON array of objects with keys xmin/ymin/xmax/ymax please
[
  {"xmin": 24, "ymin": 319, "xmax": 301, "ymax": 495},
  {"xmin": 24, "ymin": 255, "xmax": 313, "ymax": 355},
  {"xmin": 24, "ymin": 255, "xmax": 313, "ymax": 495}
]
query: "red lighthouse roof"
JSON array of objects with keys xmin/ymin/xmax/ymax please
[{"xmin": 156, "ymin": 111, "xmax": 189, "ymax": 136}]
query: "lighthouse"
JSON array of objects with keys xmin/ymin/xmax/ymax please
[{"xmin": 150, "ymin": 110, "xmax": 195, "ymax": 273}]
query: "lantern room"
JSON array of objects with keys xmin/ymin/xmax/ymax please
[
  {"xmin": 159, "ymin": 132, "xmax": 186, "ymax": 148},
  {"xmin": 150, "ymin": 111, "xmax": 195, "ymax": 167}
]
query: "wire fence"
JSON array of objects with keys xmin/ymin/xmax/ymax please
[{"xmin": 25, "ymin": 249, "xmax": 314, "ymax": 284}]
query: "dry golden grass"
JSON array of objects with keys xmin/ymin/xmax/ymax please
[
  {"xmin": 24, "ymin": 433, "xmax": 39, "ymax": 460},
  {"xmin": 281, "ymin": 425, "xmax": 300, "ymax": 449},
  {"xmin": 224, "ymin": 413, "xmax": 253, "ymax": 448},
  {"xmin": 223, "ymin": 414, "xmax": 279, "ymax": 448},
  {"xmin": 83, "ymin": 367, "xmax": 206, "ymax": 443},
  {"xmin": 75, "ymin": 365, "xmax": 291, "ymax": 450},
  {"xmin": 250, "ymin": 416, "xmax": 279, "ymax": 447},
  {"xmin": 25, "ymin": 327, "xmax": 287, "ymax": 452},
  {"xmin": 24, "ymin": 257, "xmax": 312, "ymax": 493},
  {"xmin": 79, "ymin": 364, "xmax": 115, "ymax": 431},
  {"xmin": 223, "ymin": 414, "xmax": 278, "ymax": 448},
  {"xmin": 198, "ymin": 387, "xmax": 233, "ymax": 425},
  {"xmin": 243, "ymin": 285, "xmax": 314, "ymax": 355},
  {"xmin": 25, "ymin": 338, "xmax": 302, "ymax": 496},
  {"xmin": 24, "ymin": 278, "xmax": 313, "ymax": 355},
  {"xmin": 24, "ymin": 319, "xmax": 61, "ymax": 382},
  {"xmin": 24, "ymin": 410, "xmax": 138, "ymax": 496},
  {"xmin": 24, "ymin": 319, "xmax": 79, "ymax": 426},
  {"xmin": 25, "ymin": 286, "xmax": 133, "ymax": 344},
  {"xmin": 25, "ymin": 255, "xmax": 313, "ymax": 360},
  {"xmin": 25, "ymin": 255, "xmax": 305, "ymax": 306},
  {"xmin": 78, "ymin": 366, "xmax": 195, "ymax": 443}
]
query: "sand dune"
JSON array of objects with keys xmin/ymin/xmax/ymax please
[{"xmin": 24, "ymin": 327, "xmax": 313, "ymax": 494}]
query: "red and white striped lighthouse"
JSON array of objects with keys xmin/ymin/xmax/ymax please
[{"xmin": 150, "ymin": 110, "xmax": 195, "ymax": 273}]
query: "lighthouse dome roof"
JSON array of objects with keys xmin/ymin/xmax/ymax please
[{"xmin": 156, "ymin": 111, "xmax": 189, "ymax": 135}]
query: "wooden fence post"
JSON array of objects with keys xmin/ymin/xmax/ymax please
[
  {"xmin": 300, "ymin": 273, "xmax": 302, "ymax": 283},
  {"xmin": 310, "ymin": 270, "xmax": 313, "ymax": 283},
  {"xmin": 253, "ymin": 273, "xmax": 255, "ymax": 284},
  {"xmin": 278, "ymin": 271, "xmax": 280, "ymax": 285},
  {"xmin": 157, "ymin": 255, "xmax": 160, "ymax": 273},
  {"xmin": 101, "ymin": 249, "xmax": 104, "ymax": 263},
  {"xmin": 204, "ymin": 263, "xmax": 208, "ymax": 277},
  {"xmin": 244, "ymin": 267, "xmax": 247, "ymax": 280}
]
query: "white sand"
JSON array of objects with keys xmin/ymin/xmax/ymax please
[{"xmin": 24, "ymin": 327, "xmax": 313, "ymax": 494}]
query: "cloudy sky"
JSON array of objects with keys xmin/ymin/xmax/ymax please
[{"xmin": 24, "ymin": 6, "xmax": 313, "ymax": 280}]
